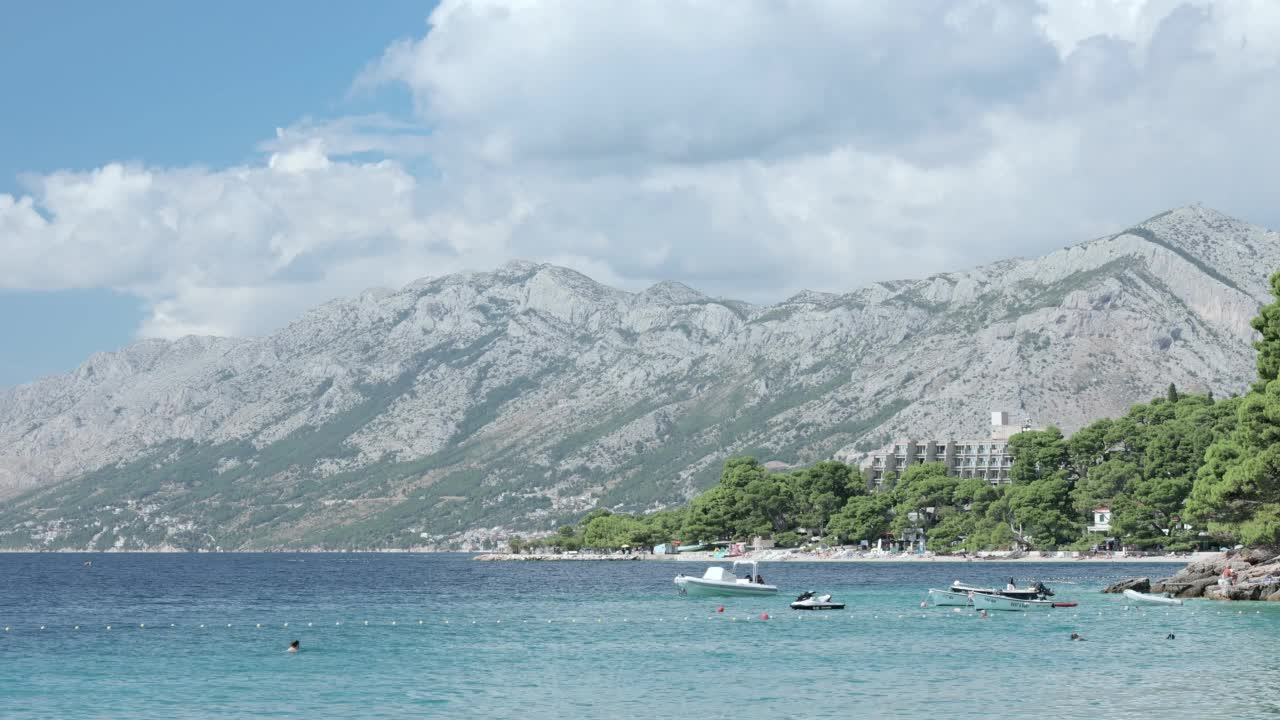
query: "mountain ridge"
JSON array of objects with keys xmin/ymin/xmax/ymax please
[{"xmin": 2, "ymin": 204, "xmax": 1277, "ymax": 550}]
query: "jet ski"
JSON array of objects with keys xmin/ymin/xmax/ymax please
[{"xmin": 790, "ymin": 591, "xmax": 846, "ymax": 610}]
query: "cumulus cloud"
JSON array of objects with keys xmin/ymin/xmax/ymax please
[{"xmin": 3, "ymin": 0, "xmax": 1280, "ymax": 340}]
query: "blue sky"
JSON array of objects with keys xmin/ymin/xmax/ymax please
[
  {"xmin": 3, "ymin": 1, "xmax": 1279, "ymax": 388},
  {"xmin": 0, "ymin": 1, "xmax": 430, "ymax": 384}
]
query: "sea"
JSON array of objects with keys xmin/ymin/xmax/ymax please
[{"xmin": 2, "ymin": 553, "xmax": 1277, "ymax": 719}]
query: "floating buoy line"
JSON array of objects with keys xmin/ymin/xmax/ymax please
[{"xmin": 0, "ymin": 600, "xmax": 1225, "ymax": 637}]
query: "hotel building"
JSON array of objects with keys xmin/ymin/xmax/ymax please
[{"xmin": 863, "ymin": 411, "xmax": 1042, "ymax": 489}]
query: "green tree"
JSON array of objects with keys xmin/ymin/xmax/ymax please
[
  {"xmin": 827, "ymin": 493, "xmax": 892, "ymax": 546},
  {"xmin": 1006, "ymin": 428, "xmax": 1076, "ymax": 547},
  {"xmin": 1188, "ymin": 270, "xmax": 1280, "ymax": 546},
  {"xmin": 1167, "ymin": 383, "xmax": 1179, "ymax": 403},
  {"xmin": 889, "ymin": 463, "xmax": 957, "ymax": 541},
  {"xmin": 681, "ymin": 485, "xmax": 736, "ymax": 543}
]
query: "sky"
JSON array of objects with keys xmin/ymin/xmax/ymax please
[{"xmin": 3, "ymin": 0, "xmax": 1280, "ymax": 387}]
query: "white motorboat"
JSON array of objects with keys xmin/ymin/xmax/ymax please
[
  {"xmin": 1123, "ymin": 589, "xmax": 1184, "ymax": 606},
  {"xmin": 790, "ymin": 591, "xmax": 845, "ymax": 610},
  {"xmin": 674, "ymin": 560, "xmax": 778, "ymax": 597},
  {"xmin": 926, "ymin": 588, "xmax": 974, "ymax": 606},
  {"xmin": 972, "ymin": 592, "xmax": 1076, "ymax": 612},
  {"xmin": 929, "ymin": 579, "xmax": 1052, "ymax": 606}
]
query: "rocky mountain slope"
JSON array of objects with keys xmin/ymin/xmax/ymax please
[{"xmin": 1, "ymin": 205, "xmax": 1277, "ymax": 550}]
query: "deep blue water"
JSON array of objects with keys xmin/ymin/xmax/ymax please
[{"xmin": 2, "ymin": 554, "xmax": 1277, "ymax": 719}]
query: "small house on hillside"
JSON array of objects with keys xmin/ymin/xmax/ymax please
[{"xmin": 1088, "ymin": 507, "xmax": 1112, "ymax": 533}]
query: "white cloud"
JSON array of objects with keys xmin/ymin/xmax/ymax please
[{"xmin": 3, "ymin": 0, "xmax": 1280, "ymax": 342}]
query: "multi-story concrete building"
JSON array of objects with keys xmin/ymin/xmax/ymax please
[{"xmin": 863, "ymin": 411, "xmax": 1041, "ymax": 489}]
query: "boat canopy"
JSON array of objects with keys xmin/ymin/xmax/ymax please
[
  {"xmin": 702, "ymin": 566, "xmax": 736, "ymax": 582},
  {"xmin": 732, "ymin": 560, "xmax": 758, "ymax": 575}
]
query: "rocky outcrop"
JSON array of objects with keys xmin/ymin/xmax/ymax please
[
  {"xmin": 1152, "ymin": 548, "xmax": 1280, "ymax": 601},
  {"xmin": 1102, "ymin": 577, "xmax": 1150, "ymax": 594},
  {"xmin": 1, "ymin": 205, "xmax": 1279, "ymax": 550}
]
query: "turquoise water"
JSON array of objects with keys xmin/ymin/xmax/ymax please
[{"xmin": 2, "ymin": 554, "xmax": 1278, "ymax": 719}]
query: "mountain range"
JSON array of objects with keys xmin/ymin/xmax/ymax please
[{"xmin": 2, "ymin": 205, "xmax": 1277, "ymax": 550}]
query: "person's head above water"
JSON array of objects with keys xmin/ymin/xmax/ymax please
[
  {"xmin": 287, "ymin": 640, "xmax": 300, "ymax": 653},
  {"xmin": 1070, "ymin": 633, "xmax": 1084, "ymax": 641}
]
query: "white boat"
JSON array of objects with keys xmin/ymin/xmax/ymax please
[
  {"xmin": 926, "ymin": 588, "xmax": 973, "ymax": 606},
  {"xmin": 1123, "ymin": 589, "xmax": 1184, "ymax": 606},
  {"xmin": 972, "ymin": 592, "xmax": 1075, "ymax": 612},
  {"xmin": 928, "ymin": 579, "xmax": 1052, "ymax": 606},
  {"xmin": 674, "ymin": 560, "xmax": 778, "ymax": 597}
]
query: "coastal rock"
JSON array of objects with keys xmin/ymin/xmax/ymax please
[
  {"xmin": 1102, "ymin": 578, "xmax": 1150, "ymax": 594},
  {"xmin": 1176, "ymin": 577, "xmax": 1221, "ymax": 599}
]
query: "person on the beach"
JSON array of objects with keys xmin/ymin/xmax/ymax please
[
  {"xmin": 1069, "ymin": 633, "xmax": 1085, "ymax": 641},
  {"xmin": 287, "ymin": 640, "xmax": 300, "ymax": 653}
]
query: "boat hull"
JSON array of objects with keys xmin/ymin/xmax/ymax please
[
  {"xmin": 1123, "ymin": 589, "xmax": 1184, "ymax": 606},
  {"xmin": 972, "ymin": 592, "xmax": 1057, "ymax": 611},
  {"xmin": 927, "ymin": 589, "xmax": 973, "ymax": 606},
  {"xmin": 675, "ymin": 577, "xmax": 778, "ymax": 597}
]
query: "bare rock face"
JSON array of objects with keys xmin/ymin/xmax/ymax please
[
  {"xmin": 1, "ymin": 205, "xmax": 1279, "ymax": 550},
  {"xmin": 1102, "ymin": 578, "xmax": 1150, "ymax": 594}
]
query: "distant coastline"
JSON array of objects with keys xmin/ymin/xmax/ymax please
[{"xmin": 472, "ymin": 550, "xmax": 1207, "ymax": 563}]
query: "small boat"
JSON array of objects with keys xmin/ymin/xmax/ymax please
[
  {"xmin": 790, "ymin": 591, "xmax": 845, "ymax": 610},
  {"xmin": 972, "ymin": 592, "xmax": 1075, "ymax": 612},
  {"xmin": 1123, "ymin": 589, "xmax": 1184, "ymax": 606},
  {"xmin": 926, "ymin": 588, "xmax": 973, "ymax": 606},
  {"xmin": 674, "ymin": 560, "xmax": 778, "ymax": 597},
  {"xmin": 930, "ymin": 579, "xmax": 1054, "ymax": 606}
]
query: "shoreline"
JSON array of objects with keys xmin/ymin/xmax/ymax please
[{"xmin": 474, "ymin": 551, "xmax": 1207, "ymax": 563}]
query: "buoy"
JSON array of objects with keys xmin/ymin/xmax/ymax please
[
  {"xmin": 717, "ymin": 606, "xmax": 725, "ymax": 613},
  {"xmin": 3, "ymin": 627, "xmax": 8, "ymax": 632},
  {"xmin": 199, "ymin": 624, "xmax": 205, "ymax": 628},
  {"xmin": 74, "ymin": 625, "xmax": 80, "ymax": 630},
  {"xmin": 417, "ymin": 620, "xmax": 422, "ymax": 625},
  {"xmin": 760, "ymin": 613, "xmax": 769, "ymax": 620},
  {"xmin": 39, "ymin": 625, "xmax": 45, "ymax": 630},
  {"xmin": 107, "ymin": 625, "xmax": 112, "ymax": 630},
  {"xmin": 308, "ymin": 622, "xmax": 314, "ymax": 627},
  {"xmin": 284, "ymin": 623, "xmax": 289, "ymax": 628},
  {"xmin": 920, "ymin": 601, "xmax": 927, "ymax": 608},
  {"xmin": 392, "ymin": 621, "xmax": 397, "ymax": 625},
  {"xmin": 256, "ymin": 624, "xmax": 261, "ymax": 629},
  {"xmin": 140, "ymin": 624, "xmax": 145, "ymax": 629}
]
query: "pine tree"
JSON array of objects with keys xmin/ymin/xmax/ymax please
[
  {"xmin": 1166, "ymin": 383, "xmax": 1179, "ymax": 403},
  {"xmin": 1188, "ymin": 269, "xmax": 1280, "ymax": 546}
]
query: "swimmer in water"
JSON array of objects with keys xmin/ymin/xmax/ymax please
[
  {"xmin": 979, "ymin": 609, "xmax": 989, "ymax": 619},
  {"xmin": 1070, "ymin": 632, "xmax": 1085, "ymax": 641},
  {"xmin": 1166, "ymin": 633, "xmax": 1176, "ymax": 640},
  {"xmin": 287, "ymin": 640, "xmax": 300, "ymax": 653}
]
